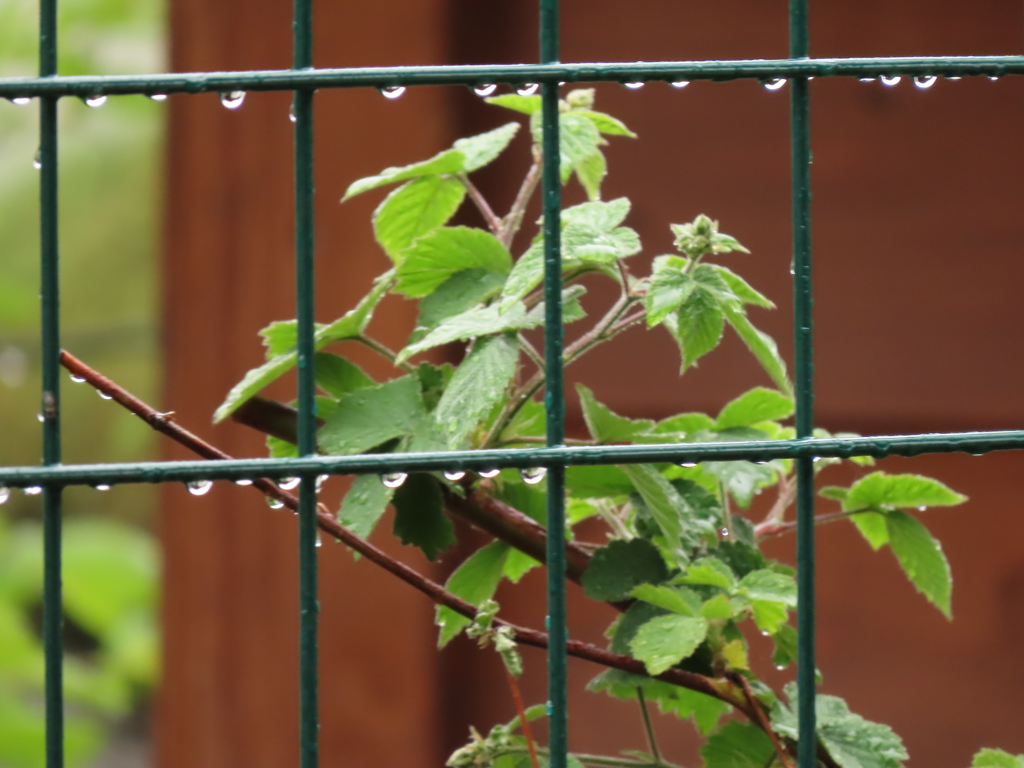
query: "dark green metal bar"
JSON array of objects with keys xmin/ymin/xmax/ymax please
[
  {"xmin": 789, "ymin": 0, "xmax": 816, "ymax": 764},
  {"xmin": 3, "ymin": 55, "xmax": 1022, "ymax": 98},
  {"xmin": 293, "ymin": 0, "xmax": 318, "ymax": 764},
  {"xmin": 39, "ymin": 0, "xmax": 64, "ymax": 764},
  {"xmin": 2, "ymin": 429, "xmax": 1024, "ymax": 489},
  {"xmin": 539, "ymin": 1, "xmax": 568, "ymax": 766}
]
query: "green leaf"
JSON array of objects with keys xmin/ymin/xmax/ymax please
[
  {"xmin": 373, "ymin": 175, "xmax": 466, "ymax": 260},
  {"xmin": 412, "ymin": 268, "xmax": 506, "ymax": 341},
  {"xmin": 850, "ymin": 511, "xmax": 889, "ymax": 549},
  {"xmin": 703, "ymin": 459, "xmax": 777, "ymax": 509},
  {"xmin": 700, "ymin": 593, "xmax": 736, "ymax": 619},
  {"xmin": 972, "ymin": 748, "xmax": 1024, "ymax": 768},
  {"xmin": 338, "ymin": 474, "xmax": 395, "ymax": 540},
  {"xmin": 573, "ymin": 110, "xmax": 637, "ymax": 138},
  {"xmin": 574, "ymin": 150, "xmax": 606, "ymax": 201},
  {"xmin": 619, "ymin": 465, "xmax": 685, "ymax": 555},
  {"xmin": 716, "ymin": 387, "xmax": 794, "ymax": 430},
  {"xmin": 433, "ymin": 334, "xmax": 519, "ymax": 448},
  {"xmin": 653, "ymin": 411, "xmax": 714, "ymax": 435},
  {"xmin": 576, "ymin": 384, "xmax": 654, "ymax": 443},
  {"xmin": 399, "ymin": 302, "xmax": 536, "ymax": 363},
  {"xmin": 629, "ymin": 614, "xmax": 708, "ymax": 676},
  {"xmin": 261, "ymin": 319, "xmax": 318, "ymax": 358},
  {"xmin": 558, "ymin": 112, "xmax": 604, "ymax": 173},
  {"xmin": 392, "ymin": 473, "xmax": 455, "ymax": 561},
  {"xmin": 314, "ymin": 353, "xmax": 373, "ymax": 399},
  {"xmin": 561, "ymin": 197, "xmax": 631, "ymax": 230},
  {"xmin": 581, "ymin": 538, "xmax": 669, "ymax": 602},
  {"xmin": 680, "ymin": 557, "xmax": 736, "ymax": 590},
  {"xmin": 436, "ymin": 541, "xmax": 511, "ymax": 647},
  {"xmin": 342, "ymin": 149, "xmax": 465, "ymax": 200},
  {"xmin": 214, "ymin": 270, "xmax": 394, "ymax": 423},
  {"xmin": 586, "ymin": 668, "xmax": 727, "ymax": 734},
  {"xmin": 631, "ymin": 584, "xmax": 701, "ymax": 616},
  {"xmin": 751, "ymin": 599, "xmax": 788, "ymax": 634},
  {"xmin": 319, "ymin": 375, "xmax": 425, "ymax": 455},
  {"xmin": 721, "ymin": 302, "xmax": 793, "ymax": 396},
  {"xmin": 564, "ymin": 465, "xmax": 636, "ymax": 498},
  {"xmin": 886, "ymin": 510, "xmax": 952, "ymax": 618},
  {"xmin": 700, "ymin": 721, "xmax": 775, "ymax": 768},
  {"xmin": 844, "ymin": 472, "xmax": 967, "ymax": 511},
  {"xmin": 737, "ymin": 569, "xmax": 797, "ymax": 607},
  {"xmin": 771, "ymin": 623, "xmax": 798, "ymax": 668},
  {"xmin": 485, "ymin": 93, "xmax": 541, "ymax": 114},
  {"xmin": 819, "ymin": 485, "xmax": 849, "ymax": 503},
  {"xmin": 454, "ymin": 122, "xmax": 521, "ymax": 172},
  {"xmin": 711, "ymin": 264, "xmax": 774, "ymax": 308},
  {"xmin": 672, "ymin": 284, "xmax": 725, "ymax": 370},
  {"xmin": 645, "ymin": 256, "xmax": 698, "ymax": 327},
  {"xmin": 395, "ymin": 226, "xmax": 512, "ymax": 298}
]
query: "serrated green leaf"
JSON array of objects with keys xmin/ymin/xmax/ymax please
[
  {"xmin": 412, "ymin": 268, "xmax": 507, "ymax": 342},
  {"xmin": 972, "ymin": 748, "xmax": 1024, "ymax": 768},
  {"xmin": 819, "ymin": 485, "xmax": 849, "ymax": 503},
  {"xmin": 395, "ymin": 226, "xmax": 512, "ymax": 298},
  {"xmin": 586, "ymin": 668, "xmax": 728, "ymax": 734},
  {"xmin": 319, "ymin": 375, "xmax": 425, "ymax": 455},
  {"xmin": 752, "ymin": 599, "xmax": 788, "ymax": 634},
  {"xmin": 645, "ymin": 255, "xmax": 697, "ymax": 327},
  {"xmin": 714, "ymin": 540, "xmax": 767, "ymax": 579},
  {"xmin": 573, "ymin": 110, "xmax": 637, "ymax": 137},
  {"xmin": 712, "ymin": 264, "xmax": 774, "ymax": 308},
  {"xmin": 434, "ymin": 334, "xmax": 519, "ymax": 448},
  {"xmin": 214, "ymin": 270, "xmax": 394, "ymax": 423},
  {"xmin": 260, "ymin": 319, "xmax": 323, "ymax": 358},
  {"xmin": 454, "ymin": 122, "xmax": 520, "ymax": 172},
  {"xmin": 485, "ymin": 93, "xmax": 541, "ymax": 114},
  {"xmin": 338, "ymin": 474, "xmax": 395, "ymax": 540},
  {"xmin": 703, "ymin": 459, "xmax": 776, "ymax": 509},
  {"xmin": 561, "ymin": 197, "xmax": 631, "ymax": 230},
  {"xmin": 850, "ymin": 511, "xmax": 889, "ymax": 549},
  {"xmin": 700, "ymin": 721, "xmax": 775, "ymax": 768},
  {"xmin": 716, "ymin": 387, "xmax": 794, "ymax": 430},
  {"xmin": 392, "ymin": 473, "xmax": 454, "ymax": 561},
  {"xmin": 399, "ymin": 302, "xmax": 536, "ymax": 363},
  {"xmin": 629, "ymin": 614, "xmax": 708, "ymax": 676},
  {"xmin": 845, "ymin": 472, "xmax": 967, "ymax": 511},
  {"xmin": 373, "ymin": 175, "xmax": 466, "ymax": 260},
  {"xmin": 737, "ymin": 569, "xmax": 797, "ymax": 607},
  {"xmin": 435, "ymin": 541, "xmax": 511, "ymax": 647},
  {"xmin": 581, "ymin": 538, "xmax": 669, "ymax": 602},
  {"xmin": 631, "ymin": 584, "xmax": 701, "ymax": 616},
  {"xmin": 619, "ymin": 465, "xmax": 685, "ymax": 555},
  {"xmin": 653, "ymin": 411, "xmax": 715, "ymax": 435},
  {"xmin": 342, "ymin": 149, "xmax": 465, "ymax": 200},
  {"xmin": 771, "ymin": 623, "xmax": 798, "ymax": 668},
  {"xmin": 314, "ymin": 353, "xmax": 373, "ymax": 399},
  {"xmin": 721, "ymin": 301, "xmax": 793, "ymax": 396},
  {"xmin": 886, "ymin": 510, "xmax": 952, "ymax": 617},
  {"xmin": 574, "ymin": 150, "xmax": 606, "ymax": 201},
  {"xmin": 673, "ymin": 285, "xmax": 725, "ymax": 370},
  {"xmin": 700, "ymin": 593, "xmax": 736, "ymax": 619},
  {"xmin": 564, "ymin": 465, "xmax": 636, "ymax": 498},
  {"xmin": 576, "ymin": 383, "xmax": 655, "ymax": 443},
  {"xmin": 680, "ymin": 557, "xmax": 736, "ymax": 590}
]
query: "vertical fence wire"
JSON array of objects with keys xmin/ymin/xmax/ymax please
[
  {"xmin": 292, "ymin": 0, "xmax": 319, "ymax": 764},
  {"xmin": 539, "ymin": 1, "xmax": 568, "ymax": 766},
  {"xmin": 788, "ymin": 0, "xmax": 817, "ymax": 765},
  {"xmin": 39, "ymin": 0, "xmax": 64, "ymax": 765}
]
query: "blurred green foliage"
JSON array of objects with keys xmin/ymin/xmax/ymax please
[{"xmin": 1, "ymin": 0, "xmax": 164, "ymax": 764}]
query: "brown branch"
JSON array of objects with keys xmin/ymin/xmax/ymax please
[
  {"xmin": 504, "ymin": 667, "xmax": 541, "ymax": 768},
  {"xmin": 458, "ymin": 173, "xmax": 503, "ymax": 236},
  {"xmin": 58, "ymin": 350, "xmax": 759, "ymax": 725},
  {"xmin": 729, "ymin": 672, "xmax": 795, "ymax": 768},
  {"xmin": 500, "ymin": 148, "xmax": 543, "ymax": 248}
]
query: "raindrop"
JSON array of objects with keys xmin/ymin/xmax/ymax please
[
  {"xmin": 69, "ymin": 374, "xmax": 85, "ymax": 383},
  {"xmin": 279, "ymin": 477, "xmax": 301, "ymax": 491},
  {"xmin": 12, "ymin": 97, "xmax": 31, "ymax": 106},
  {"xmin": 84, "ymin": 95, "xmax": 107, "ymax": 108},
  {"xmin": 95, "ymin": 484, "xmax": 111, "ymax": 492},
  {"xmin": 289, "ymin": 103, "xmax": 297, "ymax": 123},
  {"xmin": 789, "ymin": 267, "xmax": 796, "ymax": 275},
  {"xmin": 382, "ymin": 472, "xmax": 408, "ymax": 489},
  {"xmin": 474, "ymin": 84, "xmax": 497, "ymax": 97},
  {"xmin": 680, "ymin": 462, "xmax": 698, "ymax": 468},
  {"xmin": 880, "ymin": 75, "xmax": 901, "ymax": 86},
  {"xmin": 775, "ymin": 664, "xmax": 786, "ymax": 671},
  {"xmin": 33, "ymin": 150, "xmax": 41, "ymax": 170},
  {"xmin": 0, "ymin": 487, "xmax": 8, "ymax": 504},
  {"xmin": 987, "ymin": 76, "xmax": 1000, "ymax": 81},
  {"xmin": 235, "ymin": 478, "xmax": 253, "ymax": 486},
  {"xmin": 516, "ymin": 83, "xmax": 539, "ymax": 97},
  {"xmin": 671, "ymin": 80, "xmax": 690, "ymax": 88},
  {"xmin": 25, "ymin": 486, "xmax": 43, "ymax": 496},
  {"xmin": 36, "ymin": 413, "xmax": 44, "ymax": 423},
  {"xmin": 315, "ymin": 531, "xmax": 323, "ymax": 548},
  {"xmin": 98, "ymin": 390, "xmax": 113, "ymax": 400},
  {"xmin": 443, "ymin": 470, "xmax": 466, "ymax": 482},
  {"xmin": 380, "ymin": 85, "xmax": 406, "ymax": 100},
  {"xmin": 624, "ymin": 82, "xmax": 645, "ymax": 90},
  {"xmin": 719, "ymin": 527, "xmax": 730, "ymax": 538},
  {"xmin": 812, "ymin": 456, "xmax": 821, "ymax": 463},
  {"xmin": 266, "ymin": 496, "xmax": 285, "ymax": 509},
  {"xmin": 763, "ymin": 78, "xmax": 787, "ymax": 91},
  {"xmin": 220, "ymin": 91, "xmax": 246, "ymax": 109},
  {"xmin": 753, "ymin": 460, "xmax": 768, "ymax": 465},
  {"xmin": 918, "ymin": 506, "xmax": 926, "ymax": 512},
  {"xmin": 478, "ymin": 468, "xmax": 500, "ymax": 478},
  {"xmin": 947, "ymin": 76, "xmax": 962, "ymax": 81},
  {"xmin": 858, "ymin": 77, "xmax": 876, "ymax": 82},
  {"xmin": 187, "ymin": 479, "xmax": 213, "ymax": 496},
  {"xmin": 521, "ymin": 467, "xmax": 547, "ymax": 485},
  {"xmin": 149, "ymin": 94, "xmax": 168, "ymax": 102},
  {"xmin": 545, "ymin": 701, "xmax": 553, "ymax": 716},
  {"xmin": 761, "ymin": 630, "xmax": 771, "ymax": 637},
  {"xmin": 316, "ymin": 475, "xmax": 328, "ymax": 491},
  {"xmin": 913, "ymin": 76, "xmax": 937, "ymax": 89}
]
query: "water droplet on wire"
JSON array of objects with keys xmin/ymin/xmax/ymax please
[
  {"xmin": 444, "ymin": 470, "xmax": 466, "ymax": 482},
  {"xmin": 187, "ymin": 479, "xmax": 213, "ymax": 496},
  {"xmin": 95, "ymin": 484, "xmax": 111, "ymax": 492},
  {"xmin": 98, "ymin": 390, "xmax": 112, "ymax": 400},
  {"xmin": 25, "ymin": 486, "xmax": 43, "ymax": 496},
  {"xmin": 474, "ymin": 84, "xmax": 497, "ymax": 97},
  {"xmin": 946, "ymin": 76, "xmax": 962, "ymax": 81},
  {"xmin": 624, "ymin": 82, "xmax": 644, "ymax": 90},
  {"xmin": 918, "ymin": 506, "xmax": 926, "ymax": 512},
  {"xmin": 987, "ymin": 76, "xmax": 1000, "ymax": 81},
  {"xmin": 517, "ymin": 83, "xmax": 539, "ymax": 97},
  {"xmin": 720, "ymin": 527, "xmax": 730, "ymax": 538},
  {"xmin": 289, "ymin": 103, "xmax": 297, "ymax": 123},
  {"xmin": 149, "ymin": 94, "xmax": 168, "ymax": 102},
  {"xmin": 763, "ymin": 78, "xmax": 787, "ymax": 91},
  {"xmin": 12, "ymin": 97, "xmax": 31, "ymax": 106},
  {"xmin": 316, "ymin": 475, "xmax": 328, "ymax": 491},
  {"xmin": 33, "ymin": 149, "xmax": 41, "ymax": 170},
  {"xmin": 671, "ymin": 81, "xmax": 690, "ymax": 88},
  {"xmin": 235, "ymin": 478, "xmax": 253, "ymax": 486},
  {"xmin": 680, "ymin": 462, "xmax": 698, "ymax": 468},
  {"xmin": 913, "ymin": 76, "xmax": 937, "ymax": 89},
  {"xmin": 880, "ymin": 75, "xmax": 901, "ymax": 86},
  {"xmin": 380, "ymin": 86, "xmax": 406, "ymax": 100},
  {"xmin": 279, "ymin": 477, "xmax": 300, "ymax": 491},
  {"xmin": 36, "ymin": 413, "xmax": 44, "ymax": 423},
  {"xmin": 0, "ymin": 487, "xmax": 9, "ymax": 504},
  {"xmin": 521, "ymin": 467, "xmax": 547, "ymax": 485},
  {"xmin": 266, "ymin": 496, "xmax": 285, "ymax": 509},
  {"xmin": 84, "ymin": 95, "xmax": 107, "ymax": 108},
  {"xmin": 315, "ymin": 531, "xmax": 323, "ymax": 548},
  {"xmin": 220, "ymin": 91, "xmax": 246, "ymax": 109},
  {"xmin": 858, "ymin": 77, "xmax": 876, "ymax": 82},
  {"xmin": 382, "ymin": 472, "xmax": 408, "ymax": 489},
  {"xmin": 69, "ymin": 374, "xmax": 85, "ymax": 383},
  {"xmin": 478, "ymin": 468, "xmax": 500, "ymax": 479}
]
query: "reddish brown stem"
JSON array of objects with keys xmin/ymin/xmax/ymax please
[
  {"xmin": 459, "ymin": 173, "xmax": 503, "ymax": 236},
  {"xmin": 504, "ymin": 666, "xmax": 541, "ymax": 768},
  {"xmin": 730, "ymin": 672, "xmax": 795, "ymax": 768}
]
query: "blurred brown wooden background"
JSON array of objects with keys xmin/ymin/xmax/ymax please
[{"xmin": 159, "ymin": 1, "xmax": 1024, "ymax": 765}]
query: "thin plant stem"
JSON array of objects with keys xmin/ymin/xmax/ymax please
[
  {"xmin": 730, "ymin": 672, "xmax": 795, "ymax": 768},
  {"xmin": 755, "ymin": 507, "xmax": 873, "ymax": 539},
  {"xmin": 504, "ymin": 666, "xmax": 541, "ymax": 768},
  {"xmin": 496, "ymin": 747, "xmax": 685, "ymax": 768},
  {"xmin": 518, "ymin": 332, "xmax": 545, "ymax": 370},
  {"xmin": 354, "ymin": 334, "xmax": 414, "ymax": 372},
  {"xmin": 459, "ymin": 172, "xmax": 503, "ymax": 236},
  {"xmin": 636, "ymin": 687, "xmax": 662, "ymax": 765},
  {"xmin": 500, "ymin": 147, "xmax": 543, "ymax": 248}
]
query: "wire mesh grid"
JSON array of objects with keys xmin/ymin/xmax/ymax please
[{"xmin": 2, "ymin": 1, "xmax": 1024, "ymax": 766}]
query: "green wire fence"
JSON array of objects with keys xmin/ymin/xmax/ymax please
[{"xmin": 1, "ymin": 1, "xmax": 1023, "ymax": 767}]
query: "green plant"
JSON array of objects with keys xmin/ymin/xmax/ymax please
[{"xmin": 202, "ymin": 89, "xmax": 1011, "ymax": 767}]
